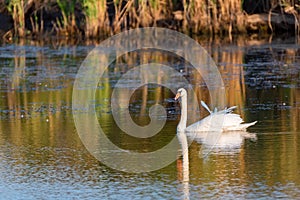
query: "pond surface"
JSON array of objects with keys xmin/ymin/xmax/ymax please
[{"xmin": 0, "ymin": 36, "xmax": 300, "ymax": 199}]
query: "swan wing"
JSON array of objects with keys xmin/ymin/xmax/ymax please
[
  {"xmin": 201, "ymin": 101, "xmax": 238, "ymax": 114},
  {"xmin": 201, "ymin": 101, "xmax": 212, "ymax": 114},
  {"xmin": 186, "ymin": 113, "xmax": 227, "ymax": 132},
  {"xmin": 218, "ymin": 106, "xmax": 237, "ymax": 114},
  {"xmin": 221, "ymin": 113, "xmax": 257, "ymax": 131},
  {"xmin": 185, "ymin": 112, "xmax": 256, "ymax": 132},
  {"xmin": 223, "ymin": 113, "xmax": 244, "ymax": 126}
]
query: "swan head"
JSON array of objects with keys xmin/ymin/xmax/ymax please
[{"xmin": 175, "ymin": 88, "xmax": 187, "ymax": 100}]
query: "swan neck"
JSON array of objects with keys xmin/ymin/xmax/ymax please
[{"xmin": 178, "ymin": 95, "xmax": 187, "ymax": 131}]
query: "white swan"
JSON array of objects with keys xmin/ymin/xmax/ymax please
[{"xmin": 174, "ymin": 88, "xmax": 257, "ymax": 132}]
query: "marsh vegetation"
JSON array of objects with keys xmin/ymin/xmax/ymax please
[{"xmin": 0, "ymin": 0, "xmax": 299, "ymax": 40}]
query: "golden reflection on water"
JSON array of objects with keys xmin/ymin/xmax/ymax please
[
  {"xmin": 1, "ymin": 40, "xmax": 299, "ymax": 130},
  {"xmin": 0, "ymin": 37, "xmax": 300, "ymax": 198},
  {"xmin": 1, "ymin": 38, "xmax": 300, "ymax": 147}
]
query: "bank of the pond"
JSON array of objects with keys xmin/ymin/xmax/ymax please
[{"xmin": 0, "ymin": 0, "xmax": 299, "ymax": 40}]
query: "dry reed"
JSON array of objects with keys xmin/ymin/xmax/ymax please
[
  {"xmin": 6, "ymin": 0, "xmax": 26, "ymax": 37},
  {"xmin": 83, "ymin": 0, "xmax": 108, "ymax": 38}
]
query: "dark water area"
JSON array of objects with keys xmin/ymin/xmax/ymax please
[{"xmin": 0, "ymin": 35, "xmax": 300, "ymax": 199}]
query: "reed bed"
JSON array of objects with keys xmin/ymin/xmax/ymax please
[{"xmin": 2, "ymin": 0, "xmax": 300, "ymax": 38}]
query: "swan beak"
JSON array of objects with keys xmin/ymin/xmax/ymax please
[{"xmin": 174, "ymin": 93, "xmax": 180, "ymax": 100}]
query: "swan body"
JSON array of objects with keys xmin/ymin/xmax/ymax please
[{"xmin": 175, "ymin": 88, "xmax": 257, "ymax": 132}]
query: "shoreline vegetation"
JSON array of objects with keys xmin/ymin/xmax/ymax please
[{"xmin": 0, "ymin": 0, "xmax": 299, "ymax": 41}]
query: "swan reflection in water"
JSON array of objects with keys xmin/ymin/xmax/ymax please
[
  {"xmin": 177, "ymin": 131, "xmax": 256, "ymax": 199},
  {"xmin": 177, "ymin": 131, "xmax": 190, "ymax": 200},
  {"xmin": 175, "ymin": 88, "xmax": 257, "ymax": 199},
  {"xmin": 187, "ymin": 131, "xmax": 257, "ymax": 155}
]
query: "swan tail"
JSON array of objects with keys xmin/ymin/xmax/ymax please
[
  {"xmin": 225, "ymin": 106, "xmax": 237, "ymax": 113},
  {"xmin": 241, "ymin": 121, "xmax": 257, "ymax": 129},
  {"xmin": 225, "ymin": 121, "xmax": 257, "ymax": 131}
]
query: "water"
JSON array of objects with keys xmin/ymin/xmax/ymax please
[{"xmin": 0, "ymin": 36, "xmax": 300, "ymax": 199}]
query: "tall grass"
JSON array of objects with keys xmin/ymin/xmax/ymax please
[
  {"xmin": 83, "ymin": 0, "xmax": 108, "ymax": 38},
  {"xmin": 107, "ymin": 0, "xmax": 244, "ymax": 35},
  {"xmin": 6, "ymin": 0, "xmax": 26, "ymax": 37},
  {"xmin": 53, "ymin": 0, "xmax": 79, "ymax": 37},
  {"xmin": 112, "ymin": 0, "xmax": 134, "ymax": 32},
  {"xmin": 30, "ymin": 10, "xmax": 44, "ymax": 37},
  {"xmin": 3, "ymin": 0, "xmax": 300, "ymax": 38},
  {"xmin": 185, "ymin": 0, "xmax": 244, "ymax": 35}
]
